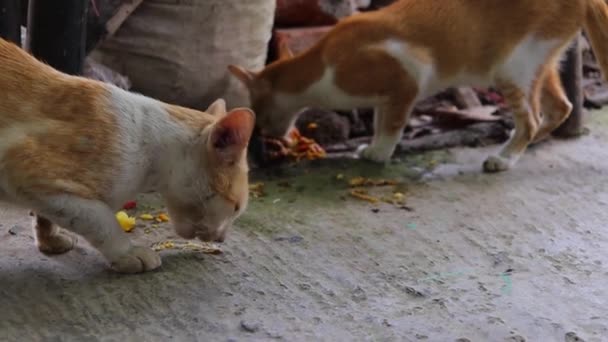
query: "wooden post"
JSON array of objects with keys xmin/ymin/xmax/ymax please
[
  {"xmin": 554, "ymin": 34, "xmax": 585, "ymax": 137},
  {"xmin": 0, "ymin": 0, "xmax": 21, "ymax": 44},
  {"xmin": 26, "ymin": 0, "xmax": 88, "ymax": 75}
]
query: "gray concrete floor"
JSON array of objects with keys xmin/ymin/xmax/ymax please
[{"xmin": 2, "ymin": 110, "xmax": 608, "ymax": 342}]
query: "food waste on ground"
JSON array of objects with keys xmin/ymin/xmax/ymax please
[{"xmin": 262, "ymin": 128, "xmax": 326, "ymax": 161}]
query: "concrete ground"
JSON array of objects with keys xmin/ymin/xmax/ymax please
[{"xmin": 2, "ymin": 110, "xmax": 608, "ymax": 342}]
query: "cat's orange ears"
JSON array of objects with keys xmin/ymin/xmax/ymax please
[
  {"xmin": 228, "ymin": 65, "xmax": 255, "ymax": 88},
  {"xmin": 277, "ymin": 39, "xmax": 294, "ymax": 60},
  {"xmin": 227, "ymin": 42, "xmax": 293, "ymax": 87},
  {"xmin": 209, "ymin": 107, "xmax": 256, "ymax": 164}
]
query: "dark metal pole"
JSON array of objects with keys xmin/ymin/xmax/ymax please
[
  {"xmin": 0, "ymin": 0, "xmax": 21, "ymax": 44},
  {"xmin": 554, "ymin": 34, "xmax": 586, "ymax": 137},
  {"xmin": 26, "ymin": 0, "xmax": 88, "ymax": 75}
]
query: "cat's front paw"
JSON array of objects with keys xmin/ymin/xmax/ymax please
[
  {"xmin": 110, "ymin": 246, "xmax": 161, "ymax": 274},
  {"xmin": 483, "ymin": 155, "xmax": 511, "ymax": 173},
  {"xmin": 357, "ymin": 144, "xmax": 392, "ymax": 163},
  {"xmin": 37, "ymin": 230, "xmax": 77, "ymax": 255}
]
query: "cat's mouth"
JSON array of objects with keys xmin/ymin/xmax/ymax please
[{"xmin": 196, "ymin": 229, "xmax": 225, "ymax": 243}]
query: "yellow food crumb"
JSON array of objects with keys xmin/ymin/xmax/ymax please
[
  {"xmin": 349, "ymin": 177, "xmax": 366, "ymax": 187},
  {"xmin": 139, "ymin": 214, "xmax": 154, "ymax": 220},
  {"xmin": 349, "ymin": 189, "xmax": 379, "ymax": 203},
  {"xmin": 157, "ymin": 213, "xmax": 170, "ymax": 222},
  {"xmin": 151, "ymin": 240, "xmax": 222, "ymax": 254},
  {"xmin": 393, "ymin": 192, "xmax": 405, "ymax": 201},
  {"xmin": 249, "ymin": 182, "xmax": 266, "ymax": 198},
  {"xmin": 115, "ymin": 211, "xmax": 136, "ymax": 232}
]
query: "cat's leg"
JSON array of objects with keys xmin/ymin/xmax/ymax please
[
  {"xmin": 483, "ymin": 80, "xmax": 539, "ymax": 172},
  {"xmin": 533, "ymin": 67, "xmax": 573, "ymax": 143},
  {"xmin": 35, "ymin": 195, "xmax": 161, "ymax": 273},
  {"xmin": 359, "ymin": 100, "xmax": 414, "ymax": 162},
  {"xmin": 32, "ymin": 212, "xmax": 77, "ymax": 254}
]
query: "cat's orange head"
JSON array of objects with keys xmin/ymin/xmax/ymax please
[
  {"xmin": 228, "ymin": 44, "xmax": 300, "ymax": 139},
  {"xmin": 163, "ymin": 100, "xmax": 254, "ymax": 242}
]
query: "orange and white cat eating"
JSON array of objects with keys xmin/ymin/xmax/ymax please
[
  {"xmin": 230, "ymin": 0, "xmax": 608, "ymax": 171},
  {"xmin": 0, "ymin": 38, "xmax": 254, "ymax": 273}
]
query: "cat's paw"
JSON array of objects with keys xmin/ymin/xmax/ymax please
[
  {"xmin": 357, "ymin": 144, "xmax": 392, "ymax": 163},
  {"xmin": 37, "ymin": 230, "xmax": 77, "ymax": 255},
  {"xmin": 482, "ymin": 155, "xmax": 511, "ymax": 173},
  {"xmin": 110, "ymin": 246, "xmax": 161, "ymax": 274}
]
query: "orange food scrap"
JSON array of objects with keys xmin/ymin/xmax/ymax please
[
  {"xmin": 157, "ymin": 213, "xmax": 170, "ymax": 222},
  {"xmin": 347, "ymin": 177, "xmax": 398, "ymax": 187},
  {"xmin": 307, "ymin": 122, "xmax": 318, "ymax": 129},
  {"xmin": 349, "ymin": 189, "xmax": 380, "ymax": 203},
  {"xmin": 263, "ymin": 128, "xmax": 326, "ymax": 161}
]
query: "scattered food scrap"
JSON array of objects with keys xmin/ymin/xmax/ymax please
[
  {"xmin": 287, "ymin": 128, "xmax": 326, "ymax": 161},
  {"xmin": 151, "ymin": 240, "xmax": 222, "ymax": 254},
  {"xmin": 307, "ymin": 122, "xmax": 318, "ymax": 130},
  {"xmin": 348, "ymin": 177, "xmax": 399, "ymax": 187},
  {"xmin": 122, "ymin": 201, "xmax": 137, "ymax": 210},
  {"xmin": 156, "ymin": 213, "xmax": 170, "ymax": 222},
  {"xmin": 115, "ymin": 211, "xmax": 136, "ymax": 232},
  {"xmin": 262, "ymin": 128, "xmax": 326, "ymax": 161},
  {"xmin": 349, "ymin": 189, "xmax": 380, "ymax": 203},
  {"xmin": 140, "ymin": 213, "xmax": 154, "ymax": 220},
  {"xmin": 249, "ymin": 182, "xmax": 266, "ymax": 198},
  {"xmin": 336, "ymin": 173, "xmax": 344, "ymax": 180},
  {"xmin": 382, "ymin": 192, "xmax": 406, "ymax": 205}
]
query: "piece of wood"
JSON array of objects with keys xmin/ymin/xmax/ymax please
[
  {"xmin": 585, "ymin": 84, "xmax": 608, "ymax": 107},
  {"xmin": 450, "ymin": 87, "xmax": 482, "ymax": 109},
  {"xmin": 105, "ymin": 0, "xmax": 143, "ymax": 38},
  {"xmin": 554, "ymin": 34, "xmax": 586, "ymax": 137},
  {"xmin": 324, "ymin": 121, "xmax": 511, "ymax": 154},
  {"xmin": 427, "ymin": 106, "xmax": 500, "ymax": 123}
]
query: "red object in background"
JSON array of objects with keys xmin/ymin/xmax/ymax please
[
  {"xmin": 271, "ymin": 26, "xmax": 333, "ymax": 61},
  {"xmin": 275, "ymin": 0, "xmax": 340, "ymax": 27},
  {"xmin": 122, "ymin": 201, "xmax": 136, "ymax": 210}
]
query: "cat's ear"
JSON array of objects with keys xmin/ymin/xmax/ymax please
[
  {"xmin": 228, "ymin": 65, "xmax": 256, "ymax": 88},
  {"xmin": 209, "ymin": 108, "xmax": 255, "ymax": 164},
  {"xmin": 278, "ymin": 40, "xmax": 294, "ymax": 60},
  {"xmin": 205, "ymin": 98, "xmax": 227, "ymax": 116}
]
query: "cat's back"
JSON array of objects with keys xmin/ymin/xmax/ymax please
[{"xmin": 0, "ymin": 39, "xmax": 112, "ymax": 126}]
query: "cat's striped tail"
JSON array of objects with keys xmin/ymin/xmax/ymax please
[{"xmin": 585, "ymin": 0, "xmax": 608, "ymax": 80}]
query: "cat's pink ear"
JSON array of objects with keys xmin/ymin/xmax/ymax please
[
  {"xmin": 209, "ymin": 108, "xmax": 255, "ymax": 164},
  {"xmin": 228, "ymin": 65, "xmax": 255, "ymax": 88},
  {"xmin": 278, "ymin": 40, "xmax": 294, "ymax": 60}
]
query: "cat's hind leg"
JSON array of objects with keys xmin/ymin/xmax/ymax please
[
  {"xmin": 483, "ymin": 79, "xmax": 539, "ymax": 172},
  {"xmin": 32, "ymin": 212, "xmax": 77, "ymax": 254},
  {"xmin": 533, "ymin": 66, "xmax": 573, "ymax": 143}
]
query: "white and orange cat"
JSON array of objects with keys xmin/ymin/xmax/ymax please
[
  {"xmin": 230, "ymin": 0, "xmax": 608, "ymax": 172},
  {"xmin": 0, "ymin": 38, "xmax": 254, "ymax": 273}
]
